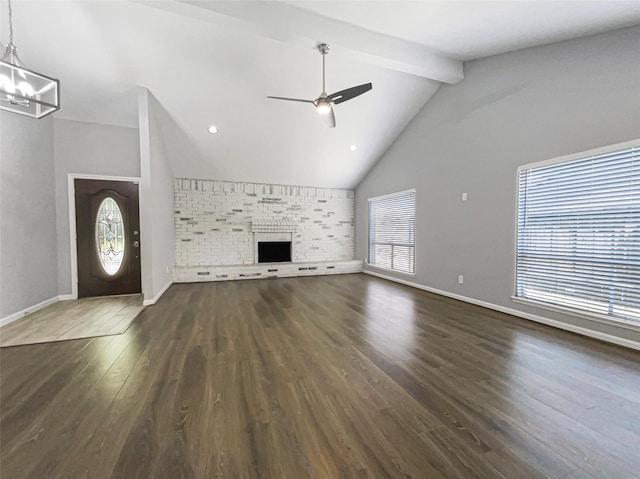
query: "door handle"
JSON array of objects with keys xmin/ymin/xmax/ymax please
[{"xmin": 133, "ymin": 241, "xmax": 140, "ymax": 248}]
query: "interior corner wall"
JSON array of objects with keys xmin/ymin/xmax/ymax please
[
  {"xmin": 355, "ymin": 26, "xmax": 640, "ymax": 345},
  {"xmin": 138, "ymin": 89, "xmax": 175, "ymax": 304},
  {"xmin": 53, "ymin": 119, "xmax": 141, "ymax": 296},
  {"xmin": 0, "ymin": 112, "xmax": 57, "ymax": 318}
]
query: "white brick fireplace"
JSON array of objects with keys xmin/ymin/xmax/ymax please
[
  {"xmin": 173, "ymin": 179, "xmax": 362, "ymax": 282},
  {"xmin": 252, "ymin": 220, "xmax": 296, "ymax": 263}
]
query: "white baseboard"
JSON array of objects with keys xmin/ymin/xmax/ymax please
[
  {"xmin": 0, "ymin": 295, "xmax": 63, "ymax": 328},
  {"xmin": 58, "ymin": 294, "xmax": 74, "ymax": 301},
  {"xmin": 363, "ymin": 269, "xmax": 640, "ymax": 352},
  {"xmin": 143, "ymin": 281, "xmax": 173, "ymax": 306}
]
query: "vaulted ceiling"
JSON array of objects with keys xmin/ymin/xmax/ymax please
[{"xmin": 3, "ymin": 1, "xmax": 639, "ymax": 188}]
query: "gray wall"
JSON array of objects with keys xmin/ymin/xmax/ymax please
[
  {"xmin": 0, "ymin": 112, "xmax": 58, "ymax": 318},
  {"xmin": 138, "ymin": 89, "xmax": 175, "ymax": 302},
  {"xmin": 356, "ymin": 27, "xmax": 640, "ymax": 344},
  {"xmin": 53, "ymin": 119, "xmax": 140, "ymax": 295}
]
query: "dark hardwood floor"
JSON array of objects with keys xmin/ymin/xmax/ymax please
[{"xmin": 2, "ymin": 273, "xmax": 640, "ymax": 478}]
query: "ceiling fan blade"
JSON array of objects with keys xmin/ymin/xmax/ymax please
[
  {"xmin": 323, "ymin": 106, "xmax": 336, "ymax": 128},
  {"xmin": 267, "ymin": 96, "xmax": 315, "ymax": 104},
  {"xmin": 328, "ymin": 83, "xmax": 372, "ymax": 105}
]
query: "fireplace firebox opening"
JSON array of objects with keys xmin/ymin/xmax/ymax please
[{"xmin": 258, "ymin": 241, "xmax": 292, "ymax": 263}]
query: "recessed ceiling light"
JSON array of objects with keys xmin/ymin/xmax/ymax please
[
  {"xmin": 349, "ymin": 145, "xmax": 357, "ymax": 152},
  {"xmin": 208, "ymin": 125, "xmax": 218, "ymax": 134}
]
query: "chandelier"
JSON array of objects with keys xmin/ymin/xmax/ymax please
[{"xmin": 0, "ymin": 0, "xmax": 60, "ymax": 118}]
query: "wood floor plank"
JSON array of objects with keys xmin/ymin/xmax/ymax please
[
  {"xmin": 2, "ymin": 337, "xmax": 120, "ymax": 447},
  {"xmin": 1, "ymin": 274, "xmax": 639, "ymax": 478},
  {"xmin": 0, "ymin": 339, "xmax": 91, "ymax": 413}
]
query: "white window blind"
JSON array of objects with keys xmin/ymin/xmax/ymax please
[
  {"xmin": 368, "ymin": 189, "xmax": 415, "ymax": 274},
  {"xmin": 516, "ymin": 143, "xmax": 640, "ymax": 323}
]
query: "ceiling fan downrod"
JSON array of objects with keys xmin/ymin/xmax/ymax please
[{"xmin": 317, "ymin": 43, "xmax": 330, "ymax": 95}]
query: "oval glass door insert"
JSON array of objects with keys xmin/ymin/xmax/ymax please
[{"xmin": 95, "ymin": 197, "xmax": 125, "ymax": 275}]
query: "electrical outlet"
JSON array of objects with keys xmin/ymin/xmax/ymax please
[
  {"xmin": 458, "ymin": 275, "xmax": 464, "ymax": 284},
  {"xmin": 461, "ymin": 192, "xmax": 468, "ymax": 201}
]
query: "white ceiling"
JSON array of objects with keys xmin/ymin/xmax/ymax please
[
  {"xmin": 3, "ymin": 1, "xmax": 639, "ymax": 188},
  {"xmin": 289, "ymin": 1, "xmax": 640, "ymax": 61}
]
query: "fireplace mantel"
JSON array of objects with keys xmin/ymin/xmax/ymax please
[{"xmin": 251, "ymin": 220, "xmax": 297, "ymax": 233}]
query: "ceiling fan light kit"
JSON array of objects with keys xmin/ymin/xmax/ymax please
[
  {"xmin": 267, "ymin": 43, "xmax": 372, "ymax": 128},
  {"xmin": 316, "ymin": 97, "xmax": 332, "ymax": 115},
  {"xmin": 0, "ymin": 0, "xmax": 60, "ymax": 119}
]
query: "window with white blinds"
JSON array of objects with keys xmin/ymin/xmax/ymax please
[
  {"xmin": 368, "ymin": 189, "xmax": 415, "ymax": 274},
  {"xmin": 516, "ymin": 142, "xmax": 640, "ymax": 324}
]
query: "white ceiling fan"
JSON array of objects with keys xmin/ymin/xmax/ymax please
[{"xmin": 268, "ymin": 43, "xmax": 372, "ymax": 128}]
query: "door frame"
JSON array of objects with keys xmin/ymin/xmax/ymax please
[{"xmin": 68, "ymin": 174, "xmax": 142, "ymax": 299}]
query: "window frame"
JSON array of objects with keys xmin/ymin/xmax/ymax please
[
  {"xmin": 367, "ymin": 188, "xmax": 416, "ymax": 276},
  {"xmin": 512, "ymin": 139, "xmax": 640, "ymax": 331}
]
